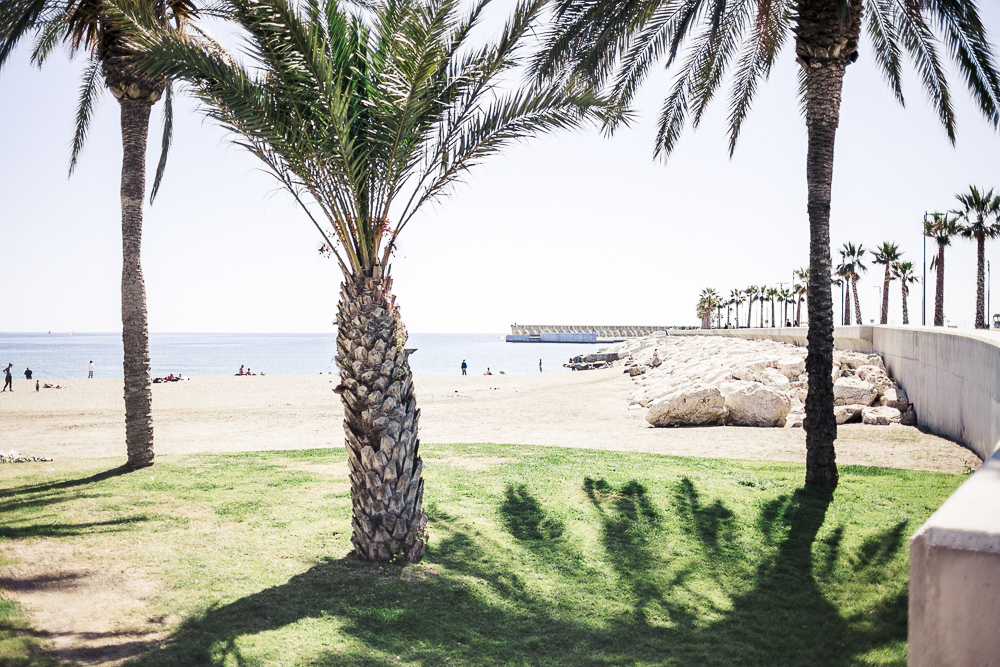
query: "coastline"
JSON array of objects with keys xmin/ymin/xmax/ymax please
[{"xmin": 0, "ymin": 371, "xmax": 979, "ymax": 473}]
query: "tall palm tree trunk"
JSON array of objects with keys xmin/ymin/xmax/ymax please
[
  {"xmin": 771, "ymin": 300, "xmax": 776, "ymax": 327},
  {"xmin": 759, "ymin": 300, "xmax": 764, "ymax": 328},
  {"xmin": 120, "ymin": 97, "xmax": 155, "ymax": 469},
  {"xmin": 796, "ymin": 297, "xmax": 802, "ymax": 325},
  {"xmin": 976, "ymin": 234, "xmax": 986, "ymax": 328},
  {"xmin": 851, "ymin": 278, "xmax": 863, "ymax": 325},
  {"xmin": 881, "ymin": 266, "xmax": 890, "ymax": 324},
  {"xmin": 935, "ymin": 244, "xmax": 946, "ymax": 326},
  {"xmin": 843, "ymin": 286, "xmax": 851, "ymax": 326},
  {"xmin": 902, "ymin": 283, "xmax": 910, "ymax": 325},
  {"xmin": 798, "ymin": 0, "xmax": 861, "ymax": 488},
  {"xmin": 336, "ymin": 274, "xmax": 427, "ymax": 563}
]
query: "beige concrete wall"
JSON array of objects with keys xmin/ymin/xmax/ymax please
[{"xmin": 909, "ymin": 451, "xmax": 1000, "ymax": 666}]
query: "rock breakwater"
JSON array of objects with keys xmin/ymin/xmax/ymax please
[{"xmin": 600, "ymin": 334, "xmax": 915, "ymax": 428}]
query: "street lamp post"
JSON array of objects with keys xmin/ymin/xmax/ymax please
[{"xmin": 922, "ymin": 211, "xmax": 928, "ymax": 327}]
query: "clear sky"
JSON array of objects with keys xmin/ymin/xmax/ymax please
[{"xmin": 2, "ymin": 3, "xmax": 999, "ymax": 334}]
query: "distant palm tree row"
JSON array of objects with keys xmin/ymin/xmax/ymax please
[
  {"xmin": 697, "ymin": 270, "xmax": 808, "ymax": 329},
  {"xmin": 699, "ymin": 185, "xmax": 1000, "ymax": 331},
  {"xmin": 834, "ymin": 185, "xmax": 1000, "ymax": 329},
  {"xmin": 926, "ymin": 186, "xmax": 1000, "ymax": 329}
]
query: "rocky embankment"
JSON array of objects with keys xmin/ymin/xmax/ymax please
[{"xmin": 600, "ymin": 334, "xmax": 916, "ymax": 429}]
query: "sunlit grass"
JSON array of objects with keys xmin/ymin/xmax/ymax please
[{"xmin": 0, "ymin": 444, "xmax": 965, "ymax": 666}]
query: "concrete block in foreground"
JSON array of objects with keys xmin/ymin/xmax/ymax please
[{"xmin": 909, "ymin": 451, "xmax": 1000, "ymax": 666}]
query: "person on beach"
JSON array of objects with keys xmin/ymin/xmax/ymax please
[
  {"xmin": 88, "ymin": 361, "xmax": 95, "ymax": 378},
  {"xmin": 461, "ymin": 360, "xmax": 467, "ymax": 375},
  {"xmin": 484, "ymin": 368, "xmax": 492, "ymax": 375},
  {"xmin": 24, "ymin": 367, "xmax": 32, "ymax": 381},
  {"xmin": 539, "ymin": 358, "xmax": 543, "ymax": 373},
  {"xmin": 35, "ymin": 380, "xmax": 39, "ymax": 392},
  {"xmin": 2, "ymin": 364, "xmax": 12, "ymax": 392},
  {"xmin": 238, "ymin": 365, "xmax": 244, "ymax": 375}
]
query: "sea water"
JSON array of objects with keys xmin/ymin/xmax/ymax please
[{"xmin": 0, "ymin": 332, "xmax": 607, "ymax": 379}]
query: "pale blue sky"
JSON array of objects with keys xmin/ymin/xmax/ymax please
[{"xmin": 1, "ymin": 3, "xmax": 999, "ymax": 333}]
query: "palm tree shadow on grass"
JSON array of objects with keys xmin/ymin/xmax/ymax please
[{"xmin": 119, "ymin": 482, "xmax": 909, "ymax": 667}]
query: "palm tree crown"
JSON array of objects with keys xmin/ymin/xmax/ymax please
[{"xmin": 114, "ymin": 0, "xmax": 609, "ymax": 562}]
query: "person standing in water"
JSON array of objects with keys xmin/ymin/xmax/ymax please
[
  {"xmin": 461, "ymin": 360, "xmax": 467, "ymax": 375},
  {"xmin": 88, "ymin": 361, "xmax": 95, "ymax": 378},
  {"xmin": 539, "ymin": 358, "xmax": 543, "ymax": 373},
  {"xmin": 2, "ymin": 364, "xmax": 13, "ymax": 392}
]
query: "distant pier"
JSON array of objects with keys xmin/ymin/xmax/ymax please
[{"xmin": 506, "ymin": 324, "xmax": 671, "ymax": 343}]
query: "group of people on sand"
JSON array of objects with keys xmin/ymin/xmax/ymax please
[
  {"xmin": 236, "ymin": 365, "xmax": 260, "ymax": 376},
  {"xmin": 153, "ymin": 373, "xmax": 185, "ymax": 383},
  {"xmin": 461, "ymin": 358, "xmax": 543, "ymax": 376},
  {"xmin": 3, "ymin": 363, "xmax": 43, "ymax": 392}
]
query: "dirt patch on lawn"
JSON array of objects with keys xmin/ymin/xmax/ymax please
[
  {"xmin": 0, "ymin": 540, "xmax": 170, "ymax": 666},
  {"xmin": 423, "ymin": 456, "xmax": 515, "ymax": 471}
]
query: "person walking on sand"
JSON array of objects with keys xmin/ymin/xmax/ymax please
[
  {"xmin": 2, "ymin": 364, "xmax": 12, "ymax": 392},
  {"xmin": 88, "ymin": 361, "xmax": 95, "ymax": 379},
  {"xmin": 461, "ymin": 360, "xmax": 467, "ymax": 375}
]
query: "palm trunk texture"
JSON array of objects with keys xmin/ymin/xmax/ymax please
[
  {"xmin": 976, "ymin": 235, "xmax": 986, "ymax": 328},
  {"xmin": 902, "ymin": 283, "xmax": 910, "ymax": 325},
  {"xmin": 881, "ymin": 267, "xmax": 890, "ymax": 324},
  {"xmin": 852, "ymin": 279, "xmax": 862, "ymax": 325},
  {"xmin": 336, "ymin": 274, "xmax": 428, "ymax": 563},
  {"xmin": 797, "ymin": 0, "xmax": 861, "ymax": 488},
  {"xmin": 843, "ymin": 287, "xmax": 851, "ymax": 326},
  {"xmin": 935, "ymin": 244, "xmax": 946, "ymax": 326},
  {"xmin": 119, "ymin": 97, "xmax": 155, "ymax": 469}
]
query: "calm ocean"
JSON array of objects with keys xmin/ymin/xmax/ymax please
[{"xmin": 0, "ymin": 332, "xmax": 606, "ymax": 380}]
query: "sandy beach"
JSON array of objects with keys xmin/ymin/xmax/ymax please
[{"xmin": 0, "ymin": 370, "xmax": 979, "ymax": 473}]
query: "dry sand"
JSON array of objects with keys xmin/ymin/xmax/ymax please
[{"xmin": 0, "ymin": 369, "xmax": 980, "ymax": 473}]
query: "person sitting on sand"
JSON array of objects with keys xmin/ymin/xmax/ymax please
[
  {"xmin": 238, "ymin": 365, "xmax": 244, "ymax": 376},
  {"xmin": 484, "ymin": 368, "xmax": 492, "ymax": 375}
]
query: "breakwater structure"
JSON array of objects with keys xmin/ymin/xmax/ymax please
[{"xmin": 506, "ymin": 324, "xmax": 678, "ymax": 343}]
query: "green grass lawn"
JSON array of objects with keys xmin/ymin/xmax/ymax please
[{"xmin": 0, "ymin": 444, "xmax": 965, "ymax": 666}]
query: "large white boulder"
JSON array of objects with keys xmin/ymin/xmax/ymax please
[
  {"xmin": 879, "ymin": 386, "xmax": 910, "ymax": 411},
  {"xmin": 833, "ymin": 376, "xmax": 878, "ymax": 406},
  {"xmin": 856, "ymin": 364, "xmax": 888, "ymax": 382},
  {"xmin": 760, "ymin": 367, "xmax": 791, "ymax": 388},
  {"xmin": 834, "ymin": 404, "xmax": 865, "ymax": 424},
  {"xmin": 646, "ymin": 383, "xmax": 727, "ymax": 427},
  {"xmin": 862, "ymin": 406, "xmax": 902, "ymax": 425},
  {"xmin": 776, "ymin": 356, "xmax": 806, "ymax": 378},
  {"xmin": 720, "ymin": 381, "xmax": 791, "ymax": 427}
]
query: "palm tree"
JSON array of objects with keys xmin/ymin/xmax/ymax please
[
  {"xmin": 925, "ymin": 213, "xmax": 960, "ymax": 327},
  {"xmin": 835, "ymin": 252, "xmax": 855, "ymax": 326},
  {"xmin": 758, "ymin": 285, "xmax": 767, "ymax": 328},
  {"xmin": 119, "ymin": 0, "xmax": 609, "ymax": 562},
  {"xmin": 745, "ymin": 285, "xmax": 760, "ymax": 328},
  {"xmin": 779, "ymin": 287, "xmax": 792, "ymax": 326},
  {"xmin": 535, "ymin": 0, "xmax": 1000, "ymax": 488},
  {"xmin": 1, "ymin": 0, "xmax": 197, "ymax": 468},
  {"xmin": 794, "ymin": 267, "xmax": 810, "ymax": 325},
  {"xmin": 766, "ymin": 286, "xmax": 778, "ymax": 328},
  {"xmin": 793, "ymin": 282, "xmax": 807, "ymax": 326},
  {"xmin": 953, "ymin": 186, "xmax": 1000, "ymax": 329},
  {"xmin": 729, "ymin": 288, "xmax": 743, "ymax": 328},
  {"xmin": 697, "ymin": 288, "xmax": 719, "ymax": 329},
  {"xmin": 839, "ymin": 242, "xmax": 866, "ymax": 325},
  {"xmin": 871, "ymin": 242, "xmax": 903, "ymax": 325},
  {"xmin": 893, "ymin": 261, "xmax": 919, "ymax": 325}
]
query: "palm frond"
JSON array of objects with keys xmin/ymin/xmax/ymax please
[
  {"xmin": 150, "ymin": 81, "xmax": 173, "ymax": 202},
  {"xmin": 893, "ymin": 0, "xmax": 955, "ymax": 141},
  {"xmin": 69, "ymin": 56, "xmax": 103, "ymax": 177},
  {"xmin": 865, "ymin": 0, "xmax": 904, "ymax": 105}
]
